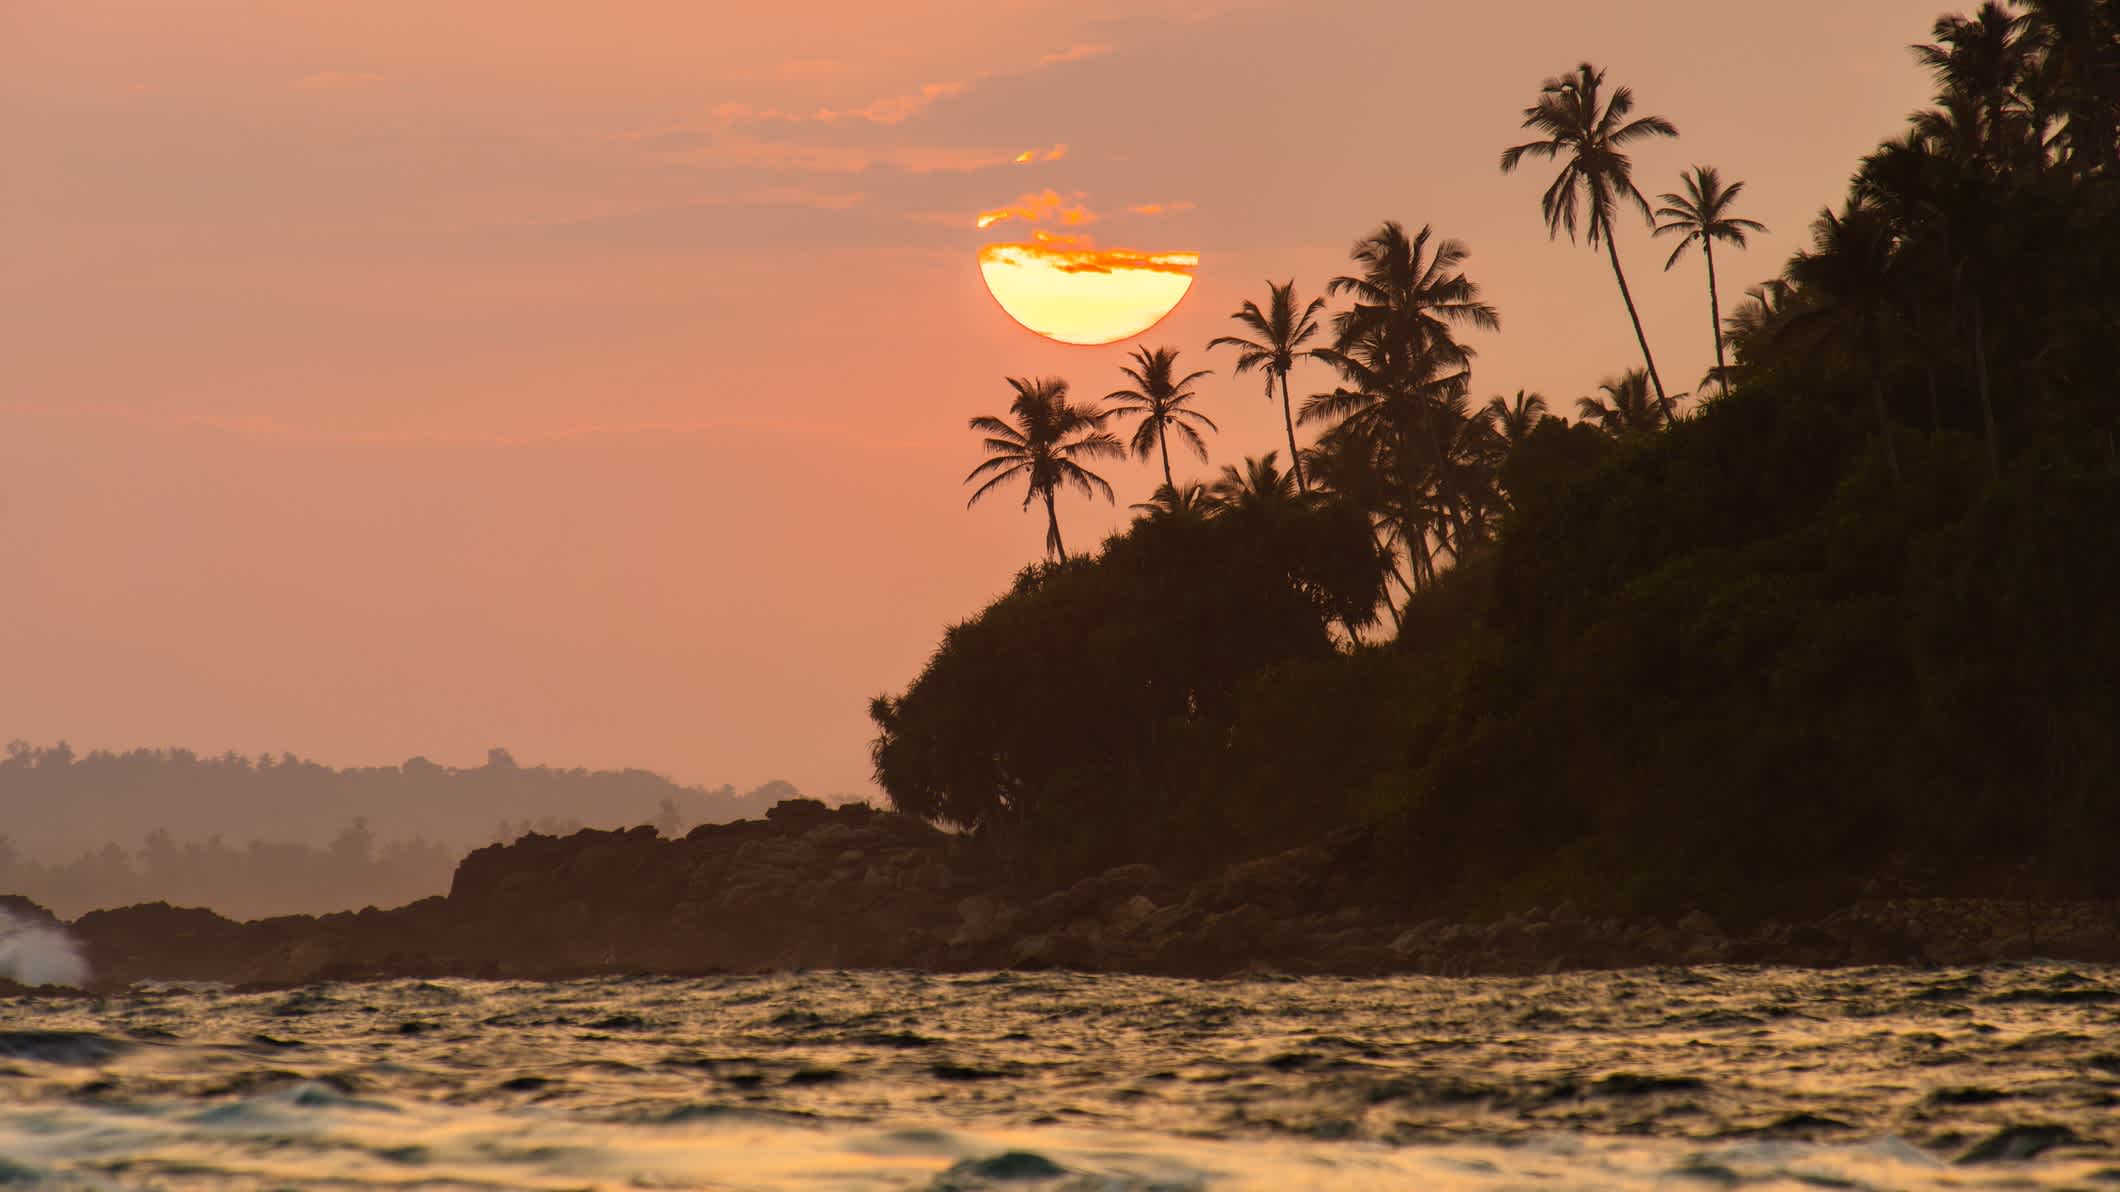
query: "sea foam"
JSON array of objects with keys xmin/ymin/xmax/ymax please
[{"xmin": 0, "ymin": 908, "xmax": 89, "ymax": 988}]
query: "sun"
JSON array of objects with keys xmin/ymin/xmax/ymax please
[{"xmin": 978, "ymin": 238, "xmax": 1199, "ymax": 346}]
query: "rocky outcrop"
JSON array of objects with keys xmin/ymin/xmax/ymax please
[{"xmin": 20, "ymin": 801, "xmax": 2120, "ymax": 988}]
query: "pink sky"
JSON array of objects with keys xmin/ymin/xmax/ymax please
[{"xmin": 2, "ymin": 0, "xmax": 1948, "ymax": 803}]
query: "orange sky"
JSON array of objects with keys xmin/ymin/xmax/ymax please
[{"xmin": 2, "ymin": 0, "xmax": 1950, "ymax": 805}]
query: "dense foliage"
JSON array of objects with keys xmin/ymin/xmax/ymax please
[{"xmin": 878, "ymin": 0, "xmax": 2120, "ymax": 916}]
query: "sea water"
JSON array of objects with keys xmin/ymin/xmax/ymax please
[{"xmin": 0, "ymin": 966, "xmax": 2116, "ymax": 1188}]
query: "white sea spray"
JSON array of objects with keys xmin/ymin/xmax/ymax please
[{"xmin": 0, "ymin": 908, "xmax": 89, "ymax": 988}]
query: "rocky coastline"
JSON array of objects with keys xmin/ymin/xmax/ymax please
[{"xmin": 10, "ymin": 800, "xmax": 2120, "ymax": 991}]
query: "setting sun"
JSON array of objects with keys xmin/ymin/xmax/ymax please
[{"xmin": 977, "ymin": 240, "xmax": 1199, "ymax": 346}]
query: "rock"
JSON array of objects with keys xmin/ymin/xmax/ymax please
[
  {"xmin": 1109, "ymin": 895, "xmax": 1158, "ymax": 934},
  {"xmin": 1677, "ymin": 910, "xmax": 1720, "ymax": 938}
]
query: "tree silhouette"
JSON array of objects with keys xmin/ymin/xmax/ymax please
[
  {"xmin": 1105, "ymin": 346, "xmax": 1217, "ymax": 493},
  {"xmin": 1655, "ymin": 166, "xmax": 1766, "ymax": 396},
  {"xmin": 1209, "ymin": 281, "xmax": 1329, "ymax": 492},
  {"xmin": 1129, "ymin": 479, "xmax": 1212, "ymax": 522},
  {"xmin": 1501, "ymin": 63, "xmax": 1680, "ymax": 415},
  {"xmin": 1575, "ymin": 369, "xmax": 1669, "ymax": 439},
  {"xmin": 1784, "ymin": 203, "xmax": 1906, "ymax": 484},
  {"xmin": 965, "ymin": 377, "xmax": 1122, "ymax": 562},
  {"xmin": 1207, "ymin": 451, "xmax": 1304, "ymax": 518},
  {"xmin": 1327, "ymin": 222, "xmax": 1500, "ymax": 370},
  {"xmin": 1482, "ymin": 389, "xmax": 1550, "ymax": 452}
]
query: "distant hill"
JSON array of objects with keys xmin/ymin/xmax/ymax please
[{"xmin": 0, "ymin": 742, "xmax": 849, "ymax": 859}]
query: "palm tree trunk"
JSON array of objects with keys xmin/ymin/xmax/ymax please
[
  {"xmin": 1705, "ymin": 241, "xmax": 1728, "ymax": 396},
  {"xmin": 1157, "ymin": 424, "xmax": 1174, "ymax": 493},
  {"xmin": 1278, "ymin": 371, "xmax": 1308, "ymax": 493},
  {"xmin": 1602, "ymin": 215, "xmax": 1670, "ymax": 417},
  {"xmin": 1969, "ymin": 295, "xmax": 2000, "ymax": 482},
  {"xmin": 1043, "ymin": 487, "xmax": 1066, "ymax": 562}
]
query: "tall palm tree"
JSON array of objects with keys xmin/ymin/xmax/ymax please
[
  {"xmin": 1857, "ymin": 128, "xmax": 2005, "ymax": 477},
  {"xmin": 1784, "ymin": 203, "xmax": 1906, "ymax": 485},
  {"xmin": 1104, "ymin": 346, "xmax": 1216, "ymax": 492},
  {"xmin": 964, "ymin": 377, "xmax": 1123, "ymax": 562},
  {"xmin": 2019, "ymin": 0, "xmax": 2120, "ymax": 175},
  {"xmin": 1482, "ymin": 389, "xmax": 1550, "ymax": 452},
  {"xmin": 1655, "ymin": 166, "xmax": 1766, "ymax": 396},
  {"xmin": 1501, "ymin": 63, "xmax": 1680, "ymax": 415},
  {"xmin": 1209, "ymin": 281, "xmax": 1329, "ymax": 492},
  {"xmin": 1576, "ymin": 369, "xmax": 1668, "ymax": 439},
  {"xmin": 1914, "ymin": 3, "xmax": 2042, "ymax": 170},
  {"xmin": 1326, "ymin": 222, "xmax": 1501, "ymax": 367}
]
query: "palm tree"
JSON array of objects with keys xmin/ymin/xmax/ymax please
[
  {"xmin": 1501, "ymin": 63, "xmax": 1680, "ymax": 415},
  {"xmin": 1130, "ymin": 479, "xmax": 1212, "ymax": 522},
  {"xmin": 964, "ymin": 376, "xmax": 1123, "ymax": 562},
  {"xmin": 1655, "ymin": 166, "xmax": 1766, "ymax": 396},
  {"xmin": 2019, "ymin": 0, "xmax": 2120, "ymax": 175},
  {"xmin": 1326, "ymin": 222, "xmax": 1501, "ymax": 367},
  {"xmin": 1207, "ymin": 452, "xmax": 1303, "ymax": 517},
  {"xmin": 1482, "ymin": 389, "xmax": 1549, "ymax": 452},
  {"xmin": 1914, "ymin": 3, "xmax": 2042, "ymax": 170},
  {"xmin": 1576, "ymin": 369, "xmax": 1668, "ymax": 439},
  {"xmin": 1784, "ymin": 203, "xmax": 1906, "ymax": 484},
  {"xmin": 1104, "ymin": 346, "xmax": 1215, "ymax": 493},
  {"xmin": 1209, "ymin": 281, "xmax": 1329, "ymax": 492}
]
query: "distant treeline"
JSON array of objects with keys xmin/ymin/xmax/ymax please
[
  {"xmin": 0, "ymin": 742, "xmax": 843, "ymax": 917},
  {"xmin": 0, "ymin": 821, "xmax": 458, "ymax": 921}
]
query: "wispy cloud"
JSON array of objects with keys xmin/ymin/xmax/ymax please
[
  {"xmin": 979, "ymin": 241, "xmax": 1199, "ymax": 277},
  {"xmin": 1013, "ymin": 143, "xmax": 1070, "ymax": 164},
  {"xmin": 1125, "ymin": 200, "xmax": 1198, "ymax": 216},
  {"xmin": 1040, "ymin": 43, "xmax": 1114, "ymax": 65},
  {"xmin": 976, "ymin": 189, "xmax": 1097, "ymax": 230},
  {"xmin": 0, "ymin": 400, "xmax": 947, "ymax": 452}
]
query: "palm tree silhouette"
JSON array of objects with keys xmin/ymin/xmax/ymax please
[
  {"xmin": 1784, "ymin": 203, "xmax": 1906, "ymax": 484},
  {"xmin": 1207, "ymin": 452, "xmax": 1304, "ymax": 517},
  {"xmin": 1105, "ymin": 346, "xmax": 1216, "ymax": 493},
  {"xmin": 1327, "ymin": 222, "xmax": 1501, "ymax": 359},
  {"xmin": 965, "ymin": 376, "xmax": 1123, "ymax": 562},
  {"xmin": 1501, "ymin": 63, "xmax": 1680, "ymax": 415},
  {"xmin": 2019, "ymin": 0, "xmax": 2120, "ymax": 175},
  {"xmin": 1129, "ymin": 479, "xmax": 1212, "ymax": 522},
  {"xmin": 1482, "ymin": 389, "xmax": 1550, "ymax": 452},
  {"xmin": 1208, "ymin": 281, "xmax": 1328, "ymax": 493},
  {"xmin": 1576, "ymin": 370, "xmax": 1669, "ymax": 439},
  {"xmin": 1914, "ymin": 3, "xmax": 2041, "ymax": 170},
  {"xmin": 1655, "ymin": 166, "xmax": 1766, "ymax": 397}
]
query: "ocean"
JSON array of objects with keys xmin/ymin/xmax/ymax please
[{"xmin": 1, "ymin": 966, "xmax": 2116, "ymax": 1189}]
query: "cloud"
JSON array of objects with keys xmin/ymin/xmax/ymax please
[
  {"xmin": 0, "ymin": 399, "xmax": 945, "ymax": 452},
  {"xmin": 1125, "ymin": 200, "xmax": 1198, "ymax": 216},
  {"xmin": 978, "ymin": 241, "xmax": 1200, "ymax": 277},
  {"xmin": 291, "ymin": 71, "xmax": 386, "ymax": 92},
  {"xmin": 1013, "ymin": 143, "xmax": 1070, "ymax": 164},
  {"xmin": 665, "ymin": 136, "xmax": 1011, "ymax": 175},
  {"xmin": 976, "ymin": 189, "xmax": 1096, "ymax": 230},
  {"xmin": 1040, "ymin": 44, "xmax": 1114, "ymax": 65},
  {"xmin": 700, "ymin": 80, "xmax": 969, "ymax": 129}
]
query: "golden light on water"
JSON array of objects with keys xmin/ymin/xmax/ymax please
[{"xmin": 977, "ymin": 240, "xmax": 1199, "ymax": 346}]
